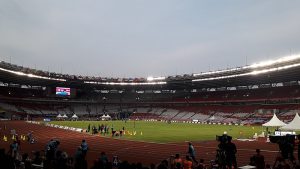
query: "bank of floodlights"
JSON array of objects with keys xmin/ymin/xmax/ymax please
[
  {"xmin": 192, "ymin": 54, "xmax": 300, "ymax": 82},
  {"xmin": 0, "ymin": 67, "xmax": 66, "ymax": 82}
]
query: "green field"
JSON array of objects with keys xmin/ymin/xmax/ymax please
[{"xmin": 49, "ymin": 120, "xmax": 265, "ymax": 143}]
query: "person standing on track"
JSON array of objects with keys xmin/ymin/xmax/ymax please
[
  {"xmin": 225, "ymin": 137, "xmax": 237, "ymax": 169},
  {"xmin": 45, "ymin": 139, "xmax": 60, "ymax": 161},
  {"xmin": 87, "ymin": 124, "xmax": 91, "ymax": 133},
  {"xmin": 187, "ymin": 142, "xmax": 198, "ymax": 164},
  {"xmin": 9, "ymin": 140, "xmax": 19, "ymax": 159},
  {"xmin": 27, "ymin": 131, "xmax": 33, "ymax": 142},
  {"xmin": 80, "ymin": 139, "xmax": 88, "ymax": 158}
]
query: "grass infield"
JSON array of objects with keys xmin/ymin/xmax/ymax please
[{"xmin": 49, "ymin": 120, "xmax": 265, "ymax": 143}]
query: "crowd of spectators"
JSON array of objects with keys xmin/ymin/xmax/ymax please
[{"xmin": 1, "ymin": 135, "xmax": 300, "ymax": 169}]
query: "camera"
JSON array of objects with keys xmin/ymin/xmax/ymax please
[
  {"xmin": 269, "ymin": 134, "xmax": 299, "ymax": 160},
  {"xmin": 216, "ymin": 134, "xmax": 232, "ymax": 144},
  {"xmin": 269, "ymin": 135, "xmax": 297, "ymax": 144}
]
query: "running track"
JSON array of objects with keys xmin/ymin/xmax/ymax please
[{"xmin": 0, "ymin": 121, "xmax": 282, "ymax": 168}]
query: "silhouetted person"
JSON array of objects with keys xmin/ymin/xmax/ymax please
[
  {"xmin": 174, "ymin": 153, "xmax": 183, "ymax": 169},
  {"xmin": 253, "ymin": 149, "xmax": 265, "ymax": 169},
  {"xmin": 46, "ymin": 140, "xmax": 60, "ymax": 161},
  {"xmin": 187, "ymin": 142, "xmax": 198, "ymax": 164},
  {"xmin": 80, "ymin": 139, "xmax": 88, "ymax": 158},
  {"xmin": 225, "ymin": 137, "xmax": 237, "ymax": 169}
]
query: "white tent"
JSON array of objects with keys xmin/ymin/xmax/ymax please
[
  {"xmin": 57, "ymin": 114, "xmax": 62, "ymax": 118},
  {"xmin": 101, "ymin": 114, "xmax": 111, "ymax": 120},
  {"xmin": 262, "ymin": 113, "xmax": 286, "ymax": 127},
  {"xmin": 62, "ymin": 114, "xmax": 68, "ymax": 118},
  {"xmin": 209, "ymin": 115, "xmax": 215, "ymax": 121},
  {"xmin": 281, "ymin": 113, "xmax": 300, "ymax": 131},
  {"xmin": 72, "ymin": 114, "xmax": 78, "ymax": 118}
]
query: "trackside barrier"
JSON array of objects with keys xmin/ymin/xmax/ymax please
[
  {"xmin": 26, "ymin": 121, "xmax": 83, "ymax": 133},
  {"xmin": 26, "ymin": 121, "xmax": 41, "ymax": 125},
  {"xmin": 26, "ymin": 120, "xmax": 245, "ymax": 132},
  {"xmin": 0, "ymin": 118, "xmax": 10, "ymax": 121}
]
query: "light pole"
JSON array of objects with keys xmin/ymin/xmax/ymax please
[
  {"xmin": 102, "ymin": 96, "xmax": 107, "ymax": 114},
  {"xmin": 134, "ymin": 96, "xmax": 140, "ymax": 129},
  {"xmin": 133, "ymin": 111, "xmax": 136, "ymax": 129}
]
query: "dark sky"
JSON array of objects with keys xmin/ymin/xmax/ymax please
[{"xmin": 1, "ymin": 0, "xmax": 300, "ymax": 78}]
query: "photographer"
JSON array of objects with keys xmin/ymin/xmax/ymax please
[
  {"xmin": 296, "ymin": 135, "xmax": 300, "ymax": 162},
  {"xmin": 278, "ymin": 135, "xmax": 295, "ymax": 161},
  {"xmin": 216, "ymin": 134, "xmax": 230, "ymax": 169},
  {"xmin": 270, "ymin": 134, "xmax": 298, "ymax": 166},
  {"xmin": 45, "ymin": 139, "xmax": 60, "ymax": 161},
  {"xmin": 298, "ymin": 141, "xmax": 300, "ymax": 162},
  {"xmin": 252, "ymin": 149, "xmax": 265, "ymax": 169},
  {"xmin": 225, "ymin": 137, "xmax": 237, "ymax": 169}
]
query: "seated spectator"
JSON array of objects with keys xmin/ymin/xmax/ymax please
[
  {"xmin": 0, "ymin": 148, "xmax": 15, "ymax": 169},
  {"xmin": 183, "ymin": 155, "xmax": 193, "ymax": 169},
  {"xmin": 74, "ymin": 147, "xmax": 85, "ymax": 169},
  {"xmin": 150, "ymin": 163, "xmax": 156, "ymax": 169},
  {"xmin": 32, "ymin": 151, "xmax": 43, "ymax": 165},
  {"xmin": 56, "ymin": 151, "xmax": 69, "ymax": 169},
  {"xmin": 252, "ymin": 149, "xmax": 265, "ymax": 169},
  {"xmin": 196, "ymin": 159, "xmax": 206, "ymax": 169},
  {"xmin": 99, "ymin": 152, "xmax": 109, "ymax": 166},
  {"xmin": 118, "ymin": 161, "xmax": 130, "ymax": 169},
  {"xmin": 157, "ymin": 160, "xmax": 168, "ymax": 169},
  {"xmin": 21, "ymin": 153, "xmax": 29, "ymax": 163},
  {"xmin": 173, "ymin": 153, "xmax": 183, "ymax": 169}
]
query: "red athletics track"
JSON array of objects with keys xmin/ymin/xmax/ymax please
[{"xmin": 0, "ymin": 121, "xmax": 281, "ymax": 168}]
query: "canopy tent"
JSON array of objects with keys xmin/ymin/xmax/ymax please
[
  {"xmin": 56, "ymin": 114, "xmax": 62, "ymax": 118},
  {"xmin": 62, "ymin": 114, "xmax": 68, "ymax": 118},
  {"xmin": 281, "ymin": 113, "xmax": 300, "ymax": 131},
  {"xmin": 71, "ymin": 114, "xmax": 78, "ymax": 118},
  {"xmin": 262, "ymin": 113, "xmax": 286, "ymax": 127},
  {"xmin": 101, "ymin": 114, "xmax": 111, "ymax": 120},
  {"xmin": 209, "ymin": 115, "xmax": 215, "ymax": 121}
]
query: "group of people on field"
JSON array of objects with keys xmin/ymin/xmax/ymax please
[{"xmin": 87, "ymin": 124, "xmax": 110, "ymax": 135}]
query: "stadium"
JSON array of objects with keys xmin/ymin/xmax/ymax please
[
  {"xmin": 1, "ymin": 1, "xmax": 300, "ymax": 169},
  {"xmin": 1, "ymin": 54, "xmax": 300, "ymax": 168}
]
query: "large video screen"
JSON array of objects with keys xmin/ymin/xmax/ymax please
[{"xmin": 56, "ymin": 87, "xmax": 71, "ymax": 96}]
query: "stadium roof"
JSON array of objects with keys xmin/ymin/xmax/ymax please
[{"xmin": 1, "ymin": 54, "xmax": 300, "ymax": 89}]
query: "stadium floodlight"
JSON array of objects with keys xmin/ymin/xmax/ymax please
[
  {"xmin": 147, "ymin": 76, "xmax": 154, "ymax": 81},
  {"xmin": 147, "ymin": 76, "xmax": 166, "ymax": 81},
  {"xmin": 248, "ymin": 54, "xmax": 300, "ymax": 69},
  {"xmin": 84, "ymin": 81, "xmax": 167, "ymax": 85},
  {"xmin": 249, "ymin": 62, "xmax": 300, "ymax": 75},
  {"xmin": 193, "ymin": 67, "xmax": 243, "ymax": 76},
  {"xmin": 193, "ymin": 54, "xmax": 300, "ymax": 77},
  {"xmin": 192, "ymin": 62, "xmax": 300, "ymax": 82},
  {"xmin": 0, "ymin": 67, "xmax": 66, "ymax": 81}
]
